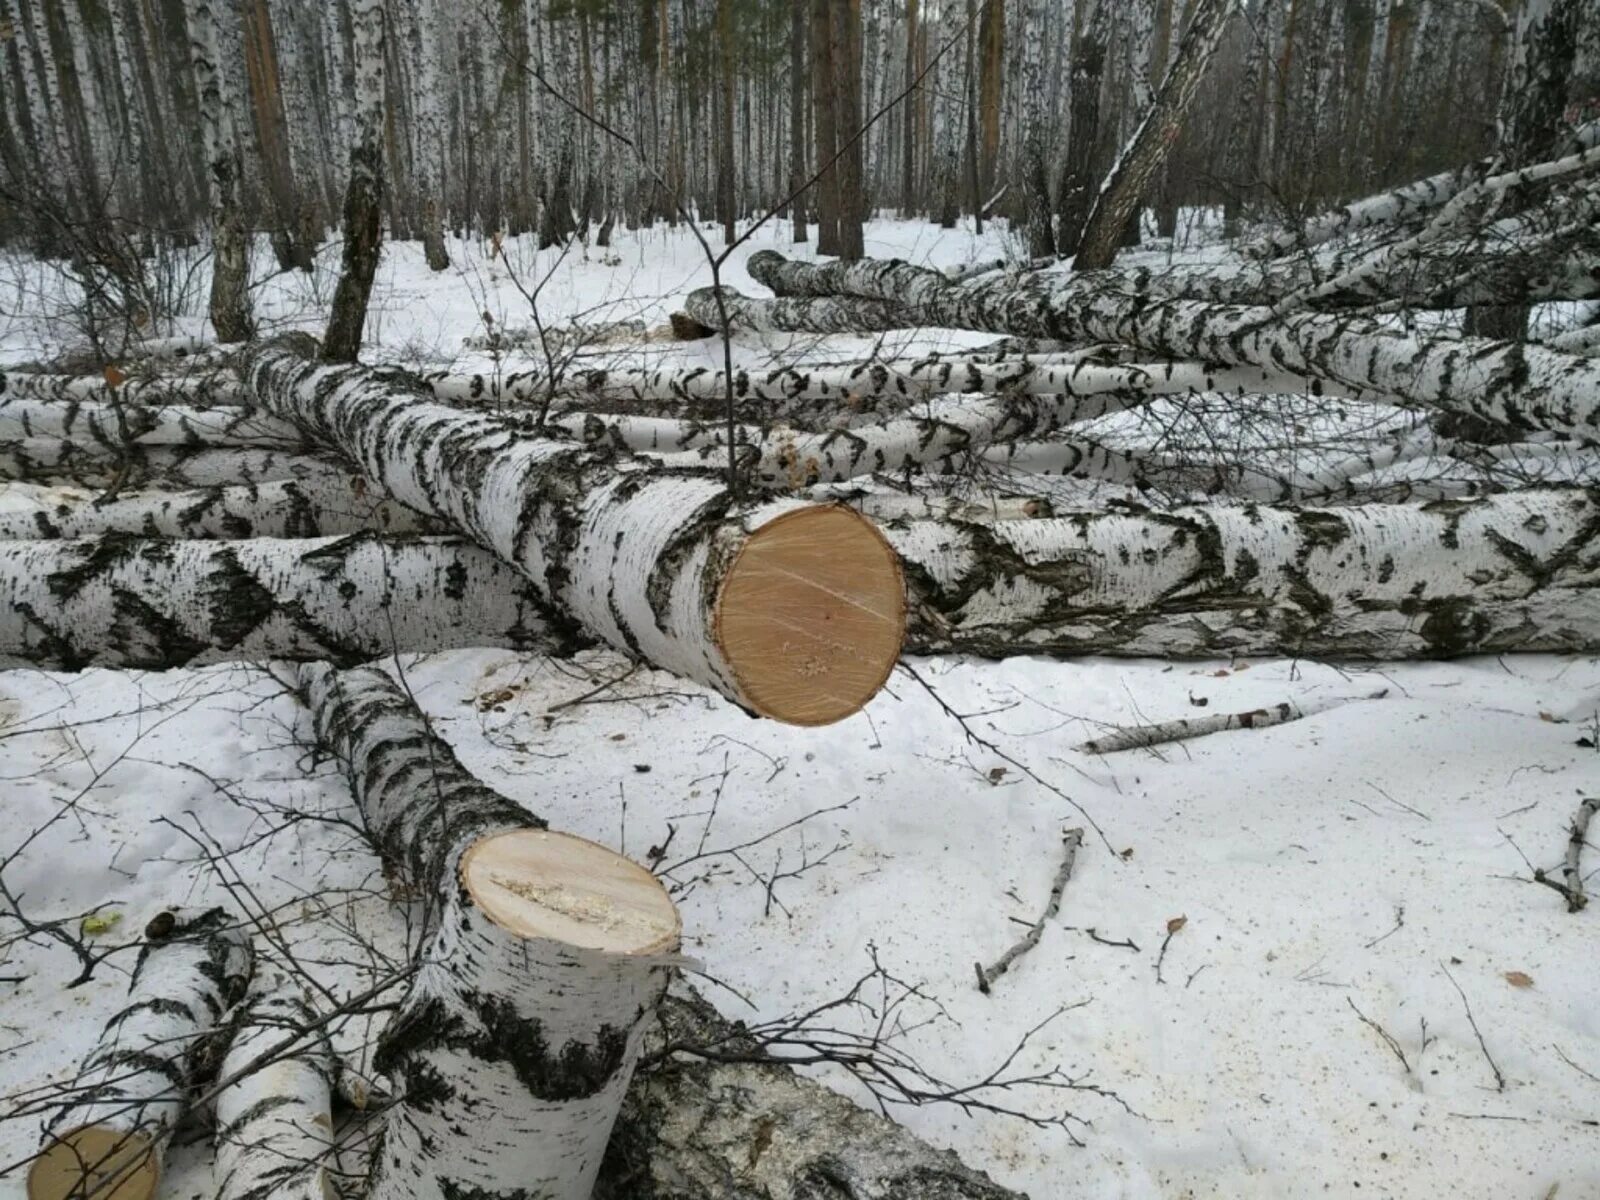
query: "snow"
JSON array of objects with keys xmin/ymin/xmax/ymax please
[{"xmin": 2, "ymin": 219, "xmax": 1599, "ymax": 1199}]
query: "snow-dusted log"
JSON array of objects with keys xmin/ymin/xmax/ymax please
[
  {"xmin": 885, "ymin": 488, "xmax": 1600, "ymax": 659},
  {"xmin": 0, "ymin": 371, "xmax": 246, "ymax": 407},
  {"xmin": 301, "ymin": 663, "xmax": 680, "ymax": 1200},
  {"xmin": 1241, "ymin": 120, "xmax": 1600, "ymax": 259},
  {"xmin": 1074, "ymin": 0, "xmax": 1238, "ymax": 269},
  {"xmin": 0, "ymin": 442, "xmax": 351, "ymax": 491},
  {"xmin": 0, "ymin": 477, "xmax": 440, "ymax": 541},
  {"xmin": 213, "ymin": 972, "xmax": 337, "ymax": 1200},
  {"xmin": 247, "ymin": 340, "xmax": 906, "ymax": 725},
  {"xmin": 597, "ymin": 989, "xmax": 1023, "ymax": 1200},
  {"xmin": 699, "ymin": 256, "xmax": 1600, "ymax": 438},
  {"xmin": 27, "ymin": 909, "xmax": 254, "ymax": 1200},
  {"xmin": 0, "ymin": 534, "xmax": 571, "ymax": 670},
  {"xmin": 0, "ymin": 399, "xmax": 304, "ymax": 449},
  {"xmin": 683, "ymin": 287, "xmax": 915, "ymax": 335}
]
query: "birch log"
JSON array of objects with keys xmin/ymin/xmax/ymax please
[
  {"xmin": 27, "ymin": 909, "xmax": 254, "ymax": 1200},
  {"xmin": 596, "ymin": 991, "xmax": 1023, "ymax": 1200},
  {"xmin": 0, "ymin": 534, "xmax": 573, "ymax": 670},
  {"xmin": 213, "ymin": 973, "xmax": 338, "ymax": 1200},
  {"xmin": 0, "ymin": 442, "xmax": 352, "ymax": 491},
  {"xmin": 0, "ymin": 372, "xmax": 246, "ymax": 407},
  {"xmin": 696, "ymin": 257, "xmax": 1600, "ymax": 438},
  {"xmin": 248, "ymin": 341, "xmax": 906, "ymax": 725},
  {"xmin": 426, "ymin": 354, "xmax": 1351, "ymax": 427},
  {"xmin": 0, "ymin": 399, "xmax": 304, "ymax": 449},
  {"xmin": 0, "ymin": 477, "xmax": 440, "ymax": 541},
  {"xmin": 301, "ymin": 663, "xmax": 680, "ymax": 1200},
  {"xmin": 886, "ymin": 488, "xmax": 1600, "ymax": 659}
]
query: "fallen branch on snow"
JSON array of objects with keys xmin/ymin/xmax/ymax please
[
  {"xmin": 976, "ymin": 829, "xmax": 1084, "ymax": 994},
  {"xmin": 1078, "ymin": 692, "xmax": 1387, "ymax": 754}
]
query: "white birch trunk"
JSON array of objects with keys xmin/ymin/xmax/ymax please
[
  {"xmin": 704, "ymin": 255, "xmax": 1600, "ymax": 438},
  {"xmin": 247, "ymin": 341, "xmax": 905, "ymax": 725},
  {"xmin": 213, "ymin": 972, "xmax": 338, "ymax": 1200},
  {"xmin": 27, "ymin": 909, "xmax": 253, "ymax": 1200},
  {"xmin": 0, "ymin": 534, "xmax": 571, "ymax": 670},
  {"xmin": 300, "ymin": 663, "xmax": 679, "ymax": 1200},
  {"xmin": 0, "ymin": 399, "xmax": 303, "ymax": 449},
  {"xmin": 886, "ymin": 488, "xmax": 1600, "ymax": 659},
  {"xmin": 0, "ymin": 371, "xmax": 246, "ymax": 408},
  {"xmin": 190, "ymin": 0, "xmax": 254, "ymax": 342},
  {"xmin": 0, "ymin": 442, "xmax": 351, "ymax": 491},
  {"xmin": 0, "ymin": 476, "xmax": 439, "ymax": 540}
]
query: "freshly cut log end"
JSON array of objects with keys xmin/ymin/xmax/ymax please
[
  {"xmin": 461, "ymin": 828, "xmax": 681, "ymax": 956},
  {"xmin": 27, "ymin": 1127, "xmax": 159, "ymax": 1200},
  {"xmin": 715, "ymin": 504, "xmax": 905, "ymax": 726}
]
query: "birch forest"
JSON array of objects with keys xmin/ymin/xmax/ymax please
[{"xmin": 1, "ymin": 0, "xmax": 1599, "ymax": 1198}]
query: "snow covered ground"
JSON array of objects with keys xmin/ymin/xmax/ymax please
[{"xmin": 2, "ymin": 219, "xmax": 1598, "ymax": 1198}]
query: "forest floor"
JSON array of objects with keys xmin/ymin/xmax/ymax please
[{"xmin": 1, "ymin": 218, "xmax": 1598, "ymax": 1199}]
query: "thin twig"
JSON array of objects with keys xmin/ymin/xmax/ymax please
[
  {"xmin": 1441, "ymin": 962, "xmax": 1505, "ymax": 1092},
  {"xmin": 976, "ymin": 829, "xmax": 1083, "ymax": 994}
]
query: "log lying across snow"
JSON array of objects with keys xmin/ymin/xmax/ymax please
[
  {"xmin": 598, "ymin": 990, "xmax": 1022, "ymax": 1200},
  {"xmin": 301, "ymin": 663, "xmax": 680, "ymax": 1200},
  {"xmin": 0, "ymin": 534, "xmax": 572, "ymax": 670},
  {"xmin": 0, "ymin": 441, "xmax": 351, "ymax": 492},
  {"xmin": 306, "ymin": 664, "xmax": 1025, "ymax": 1200},
  {"xmin": 28, "ymin": 908, "xmax": 254, "ymax": 1200},
  {"xmin": 0, "ymin": 399, "xmax": 303, "ymax": 449},
  {"xmin": 248, "ymin": 339, "xmax": 905, "ymax": 725},
  {"xmin": 698, "ymin": 254, "xmax": 1600, "ymax": 439},
  {"xmin": 886, "ymin": 488, "xmax": 1600, "ymax": 659},
  {"xmin": 213, "ymin": 971, "xmax": 338, "ymax": 1200}
]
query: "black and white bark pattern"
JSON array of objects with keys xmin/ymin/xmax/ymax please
[
  {"xmin": 597, "ymin": 990, "xmax": 1023, "ymax": 1200},
  {"xmin": 0, "ymin": 371, "xmax": 247, "ymax": 407},
  {"xmin": 0, "ymin": 477, "xmax": 440, "ymax": 541},
  {"xmin": 429, "ymin": 352, "xmax": 1352, "ymax": 427},
  {"xmin": 699, "ymin": 255, "xmax": 1600, "ymax": 438},
  {"xmin": 301, "ymin": 664, "xmax": 673, "ymax": 1200},
  {"xmin": 0, "ymin": 442, "xmax": 352, "ymax": 491},
  {"xmin": 214, "ymin": 972, "xmax": 338, "ymax": 1200},
  {"xmin": 0, "ymin": 398, "xmax": 304, "ymax": 449},
  {"xmin": 0, "ymin": 534, "xmax": 572, "ymax": 670},
  {"xmin": 247, "ymin": 341, "xmax": 871, "ymax": 711},
  {"xmin": 190, "ymin": 0, "xmax": 252, "ymax": 342},
  {"xmin": 886, "ymin": 488, "xmax": 1600, "ymax": 659},
  {"xmin": 31, "ymin": 909, "xmax": 253, "ymax": 1200}
]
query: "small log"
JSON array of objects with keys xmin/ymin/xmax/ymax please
[
  {"xmin": 28, "ymin": 908, "xmax": 253, "ymax": 1200},
  {"xmin": 213, "ymin": 971, "xmax": 338, "ymax": 1200}
]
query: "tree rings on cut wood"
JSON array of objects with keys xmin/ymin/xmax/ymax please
[
  {"xmin": 715, "ymin": 504, "xmax": 905, "ymax": 726},
  {"xmin": 28, "ymin": 1127, "xmax": 159, "ymax": 1200},
  {"xmin": 461, "ymin": 829, "xmax": 681, "ymax": 956}
]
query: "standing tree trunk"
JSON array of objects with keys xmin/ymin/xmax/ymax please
[
  {"xmin": 246, "ymin": 341, "xmax": 905, "ymax": 724},
  {"xmin": 1463, "ymin": 0, "xmax": 1581, "ymax": 341},
  {"xmin": 830, "ymin": 0, "xmax": 866, "ymax": 258},
  {"xmin": 190, "ymin": 0, "xmax": 253, "ymax": 343},
  {"xmin": 1056, "ymin": 0, "xmax": 1107, "ymax": 255},
  {"xmin": 1018, "ymin": 0, "xmax": 1053, "ymax": 257},
  {"xmin": 790, "ymin": 0, "xmax": 808, "ymax": 241},
  {"xmin": 1074, "ymin": 0, "xmax": 1238, "ymax": 269},
  {"xmin": 300, "ymin": 663, "xmax": 681, "ymax": 1200},
  {"xmin": 717, "ymin": 0, "xmax": 736, "ymax": 245},
  {"xmin": 323, "ymin": 0, "xmax": 386, "ymax": 363},
  {"xmin": 411, "ymin": 0, "xmax": 450, "ymax": 270},
  {"xmin": 900, "ymin": 0, "xmax": 917, "ymax": 213},
  {"xmin": 809, "ymin": 0, "xmax": 841, "ymax": 254},
  {"xmin": 27, "ymin": 909, "xmax": 253, "ymax": 1200}
]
